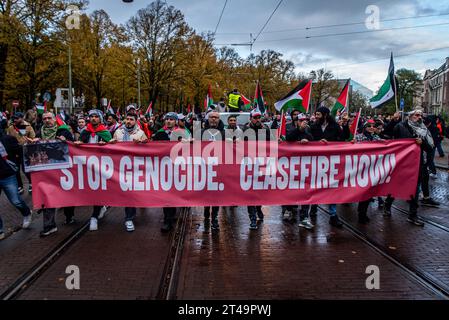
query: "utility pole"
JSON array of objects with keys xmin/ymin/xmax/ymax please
[
  {"xmin": 250, "ymin": 33, "xmax": 253, "ymax": 52},
  {"xmin": 137, "ymin": 58, "xmax": 141, "ymax": 109},
  {"xmin": 68, "ymin": 45, "xmax": 73, "ymax": 114}
]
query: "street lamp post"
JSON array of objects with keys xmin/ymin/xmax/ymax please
[
  {"xmin": 137, "ymin": 58, "xmax": 141, "ymax": 109},
  {"xmin": 68, "ymin": 45, "xmax": 73, "ymax": 114}
]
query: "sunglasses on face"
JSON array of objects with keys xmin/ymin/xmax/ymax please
[
  {"xmin": 43, "ymin": 117, "xmax": 53, "ymax": 120},
  {"xmin": 253, "ymin": 116, "xmax": 261, "ymax": 119}
]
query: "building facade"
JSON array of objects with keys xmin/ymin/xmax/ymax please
[{"xmin": 423, "ymin": 57, "xmax": 449, "ymax": 115}]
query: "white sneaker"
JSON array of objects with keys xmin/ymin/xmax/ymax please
[
  {"xmin": 298, "ymin": 218, "xmax": 314, "ymax": 230},
  {"xmin": 0, "ymin": 232, "xmax": 5, "ymax": 240},
  {"xmin": 98, "ymin": 206, "xmax": 108, "ymax": 219},
  {"xmin": 89, "ymin": 217, "xmax": 98, "ymax": 231},
  {"xmin": 22, "ymin": 214, "xmax": 32, "ymax": 229},
  {"xmin": 125, "ymin": 221, "xmax": 135, "ymax": 232}
]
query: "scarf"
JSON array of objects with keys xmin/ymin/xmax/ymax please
[
  {"xmin": 122, "ymin": 124, "xmax": 137, "ymax": 142},
  {"xmin": 85, "ymin": 123, "xmax": 112, "ymax": 142},
  {"xmin": 41, "ymin": 125, "xmax": 58, "ymax": 140},
  {"xmin": 159, "ymin": 125, "xmax": 177, "ymax": 138},
  {"xmin": 108, "ymin": 122, "xmax": 121, "ymax": 133},
  {"xmin": 408, "ymin": 119, "xmax": 434, "ymax": 148},
  {"xmin": 77, "ymin": 126, "xmax": 86, "ymax": 133}
]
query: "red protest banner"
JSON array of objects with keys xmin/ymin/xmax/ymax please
[{"xmin": 31, "ymin": 140, "xmax": 420, "ymax": 209}]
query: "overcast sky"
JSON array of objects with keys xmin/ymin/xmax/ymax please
[{"xmin": 87, "ymin": 0, "xmax": 449, "ymax": 92}]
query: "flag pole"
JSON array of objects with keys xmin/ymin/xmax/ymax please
[
  {"xmin": 354, "ymin": 108, "xmax": 362, "ymax": 137},
  {"xmin": 278, "ymin": 110, "xmax": 284, "ymax": 141},
  {"xmin": 391, "ymin": 52, "xmax": 399, "ymax": 112},
  {"xmin": 346, "ymin": 79, "xmax": 350, "ymax": 115}
]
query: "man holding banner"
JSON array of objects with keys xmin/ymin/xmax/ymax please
[
  {"xmin": 153, "ymin": 112, "xmax": 179, "ymax": 232},
  {"xmin": 243, "ymin": 108, "xmax": 275, "ymax": 230},
  {"xmin": 309, "ymin": 106, "xmax": 347, "ymax": 228},
  {"xmin": 76, "ymin": 109, "xmax": 112, "ymax": 232},
  {"xmin": 384, "ymin": 109, "xmax": 440, "ymax": 226},
  {"xmin": 111, "ymin": 112, "xmax": 148, "ymax": 232},
  {"xmin": 34, "ymin": 112, "xmax": 76, "ymax": 236}
]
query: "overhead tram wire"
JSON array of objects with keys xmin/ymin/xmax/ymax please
[
  {"xmin": 264, "ymin": 11, "xmax": 449, "ymax": 33},
  {"xmin": 326, "ymin": 45, "xmax": 449, "ymax": 70},
  {"xmin": 251, "ymin": 0, "xmax": 284, "ymax": 47},
  {"xmin": 213, "ymin": 12, "xmax": 449, "ymax": 35},
  {"xmin": 214, "ymin": 21, "xmax": 449, "ymax": 46},
  {"xmin": 213, "ymin": 0, "xmax": 228, "ymax": 36}
]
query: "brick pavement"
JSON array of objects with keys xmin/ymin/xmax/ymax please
[
  {"xmin": 0, "ymin": 206, "xmax": 92, "ymax": 295},
  {"xmin": 176, "ymin": 206, "xmax": 440, "ymax": 299},
  {"xmin": 434, "ymin": 139, "xmax": 448, "ymax": 168},
  {"xmin": 428, "ymin": 170, "xmax": 449, "ymax": 207},
  {"xmin": 337, "ymin": 202, "xmax": 449, "ymax": 292},
  {"xmin": 18, "ymin": 207, "xmax": 176, "ymax": 300}
]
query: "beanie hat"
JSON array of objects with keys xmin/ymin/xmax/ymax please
[
  {"xmin": 164, "ymin": 112, "xmax": 178, "ymax": 121},
  {"xmin": 316, "ymin": 107, "xmax": 330, "ymax": 115}
]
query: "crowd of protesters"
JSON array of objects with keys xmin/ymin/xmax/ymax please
[{"xmin": 0, "ymin": 95, "xmax": 447, "ymax": 239}]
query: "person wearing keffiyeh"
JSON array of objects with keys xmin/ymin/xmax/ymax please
[
  {"xmin": 76, "ymin": 109, "xmax": 112, "ymax": 232},
  {"xmin": 383, "ymin": 109, "xmax": 440, "ymax": 227},
  {"xmin": 152, "ymin": 112, "xmax": 179, "ymax": 232},
  {"xmin": 110, "ymin": 113, "xmax": 147, "ymax": 232},
  {"xmin": 33, "ymin": 112, "xmax": 76, "ymax": 237},
  {"xmin": 78, "ymin": 109, "xmax": 112, "ymax": 144}
]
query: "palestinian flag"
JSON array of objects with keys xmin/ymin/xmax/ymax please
[
  {"xmin": 254, "ymin": 81, "xmax": 265, "ymax": 113},
  {"xmin": 331, "ymin": 79, "xmax": 350, "ymax": 117},
  {"xmin": 277, "ymin": 111, "xmax": 287, "ymax": 140},
  {"xmin": 116, "ymin": 106, "xmax": 121, "ymax": 120},
  {"xmin": 347, "ymin": 108, "xmax": 361, "ymax": 141},
  {"xmin": 106, "ymin": 100, "xmax": 114, "ymax": 115},
  {"xmin": 36, "ymin": 101, "xmax": 47, "ymax": 115},
  {"xmin": 370, "ymin": 52, "xmax": 396, "ymax": 109},
  {"xmin": 241, "ymin": 94, "xmax": 252, "ymax": 111},
  {"xmin": 275, "ymin": 79, "xmax": 312, "ymax": 113},
  {"xmin": 145, "ymin": 101, "xmax": 153, "ymax": 116},
  {"xmin": 204, "ymin": 84, "xmax": 214, "ymax": 110},
  {"xmin": 85, "ymin": 123, "xmax": 112, "ymax": 142}
]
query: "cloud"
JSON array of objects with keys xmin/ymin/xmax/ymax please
[{"xmin": 86, "ymin": 0, "xmax": 449, "ymax": 90}]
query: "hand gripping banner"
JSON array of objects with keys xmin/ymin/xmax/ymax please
[{"xmin": 32, "ymin": 139, "xmax": 420, "ymax": 209}]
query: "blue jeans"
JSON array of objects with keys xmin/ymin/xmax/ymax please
[
  {"xmin": 0, "ymin": 175, "xmax": 31, "ymax": 232},
  {"xmin": 328, "ymin": 204, "xmax": 337, "ymax": 216}
]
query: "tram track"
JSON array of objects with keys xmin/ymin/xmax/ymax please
[
  {"xmin": 1, "ymin": 207, "xmax": 190, "ymax": 300},
  {"xmin": 156, "ymin": 207, "xmax": 190, "ymax": 300},
  {"xmin": 317, "ymin": 205, "xmax": 449, "ymax": 300},
  {"xmin": 0, "ymin": 214, "xmax": 92, "ymax": 300}
]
